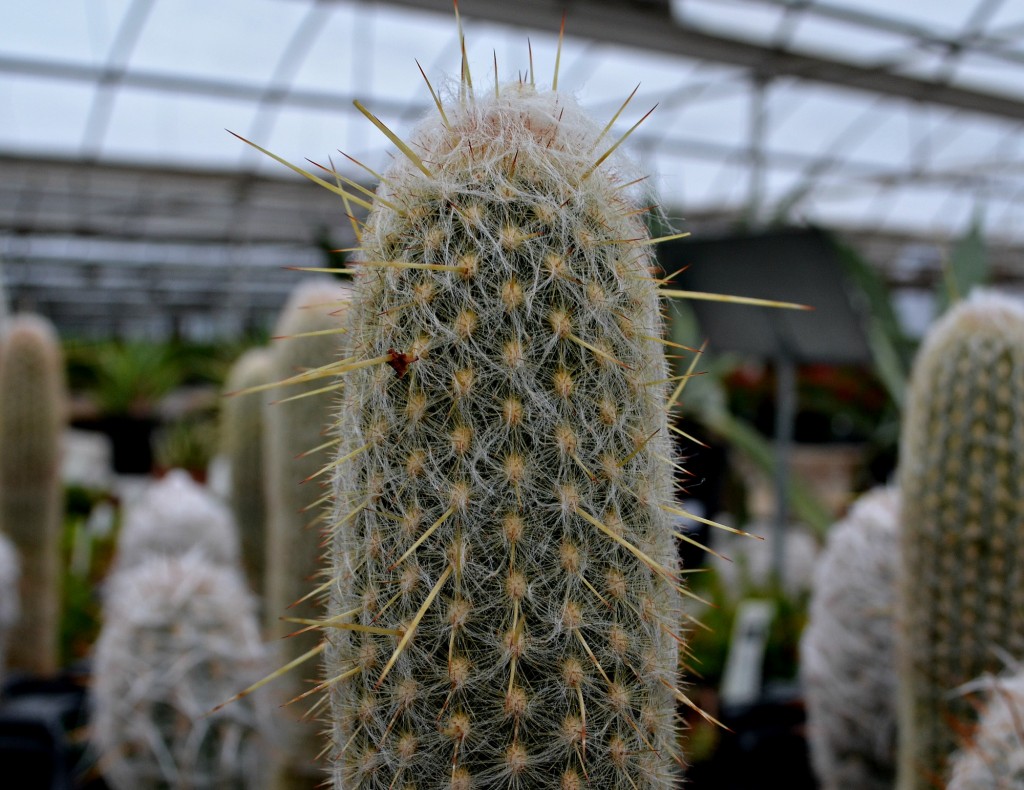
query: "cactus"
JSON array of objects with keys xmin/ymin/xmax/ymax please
[
  {"xmin": 314, "ymin": 65, "xmax": 692, "ymax": 786},
  {"xmin": 221, "ymin": 347, "xmax": 275, "ymax": 596},
  {"xmin": 116, "ymin": 469, "xmax": 240, "ymax": 571},
  {"xmin": 946, "ymin": 670, "xmax": 1024, "ymax": 789},
  {"xmin": 0, "ymin": 313, "xmax": 66, "ymax": 675},
  {"xmin": 91, "ymin": 550, "xmax": 273, "ymax": 790},
  {"xmin": 0, "ymin": 531, "xmax": 19, "ymax": 689},
  {"xmin": 263, "ymin": 279, "xmax": 350, "ymax": 788},
  {"xmin": 801, "ymin": 486, "xmax": 901, "ymax": 790},
  {"xmin": 898, "ymin": 290, "xmax": 1024, "ymax": 789}
]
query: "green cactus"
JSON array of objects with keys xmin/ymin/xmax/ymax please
[
  {"xmin": 316, "ymin": 70, "xmax": 691, "ymax": 785},
  {"xmin": 222, "ymin": 347, "xmax": 275, "ymax": 596},
  {"xmin": 91, "ymin": 550, "xmax": 273, "ymax": 790},
  {"xmin": 263, "ymin": 279, "xmax": 350, "ymax": 788},
  {"xmin": 898, "ymin": 290, "xmax": 1024, "ymax": 789},
  {"xmin": 801, "ymin": 486, "xmax": 901, "ymax": 790},
  {"xmin": 0, "ymin": 313, "xmax": 66, "ymax": 676}
]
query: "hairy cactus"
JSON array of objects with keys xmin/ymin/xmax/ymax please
[
  {"xmin": 946, "ymin": 670, "xmax": 1024, "ymax": 789},
  {"xmin": 317, "ymin": 69, "xmax": 690, "ymax": 786},
  {"xmin": 0, "ymin": 313, "xmax": 66, "ymax": 675},
  {"xmin": 91, "ymin": 550, "xmax": 273, "ymax": 790},
  {"xmin": 263, "ymin": 279, "xmax": 350, "ymax": 788},
  {"xmin": 116, "ymin": 469, "xmax": 240, "ymax": 571},
  {"xmin": 0, "ymin": 531, "xmax": 19, "ymax": 689},
  {"xmin": 222, "ymin": 347, "xmax": 275, "ymax": 596},
  {"xmin": 801, "ymin": 486, "xmax": 901, "ymax": 790},
  {"xmin": 898, "ymin": 290, "xmax": 1024, "ymax": 789}
]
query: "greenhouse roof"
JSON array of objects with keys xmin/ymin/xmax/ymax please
[{"xmin": 2, "ymin": 0, "xmax": 1024, "ymax": 335}]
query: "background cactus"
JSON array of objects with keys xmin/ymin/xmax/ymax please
[
  {"xmin": 0, "ymin": 313, "xmax": 66, "ymax": 676},
  {"xmin": 946, "ymin": 670, "xmax": 1024, "ymax": 789},
  {"xmin": 801, "ymin": 485, "xmax": 901, "ymax": 790},
  {"xmin": 898, "ymin": 290, "xmax": 1024, "ymax": 789},
  {"xmin": 263, "ymin": 279, "xmax": 350, "ymax": 788},
  {"xmin": 91, "ymin": 550, "xmax": 273, "ymax": 790},
  {"xmin": 0, "ymin": 531, "xmax": 19, "ymax": 689},
  {"xmin": 116, "ymin": 469, "xmax": 240, "ymax": 571},
  {"xmin": 221, "ymin": 346, "xmax": 275, "ymax": 596},
  {"xmin": 321, "ymin": 73, "xmax": 687, "ymax": 787}
]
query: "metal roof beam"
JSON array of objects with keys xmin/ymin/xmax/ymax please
[{"xmin": 371, "ymin": 0, "xmax": 1024, "ymax": 120}]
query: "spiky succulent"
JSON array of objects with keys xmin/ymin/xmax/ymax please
[
  {"xmin": 0, "ymin": 313, "xmax": 66, "ymax": 676},
  {"xmin": 946, "ymin": 670, "xmax": 1024, "ymax": 789},
  {"xmin": 221, "ymin": 346, "xmax": 274, "ymax": 596},
  {"xmin": 319, "ymin": 70, "xmax": 690, "ymax": 787},
  {"xmin": 898, "ymin": 290, "xmax": 1024, "ymax": 789}
]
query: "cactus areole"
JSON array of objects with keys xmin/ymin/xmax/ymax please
[{"xmin": 322, "ymin": 73, "xmax": 690, "ymax": 787}]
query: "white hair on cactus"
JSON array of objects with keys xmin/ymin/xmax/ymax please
[
  {"xmin": 947, "ymin": 670, "xmax": 1024, "ymax": 789},
  {"xmin": 116, "ymin": 470, "xmax": 240, "ymax": 570},
  {"xmin": 90, "ymin": 550, "xmax": 274, "ymax": 790},
  {"xmin": 0, "ymin": 531, "xmax": 19, "ymax": 686},
  {"xmin": 801, "ymin": 486, "xmax": 901, "ymax": 790}
]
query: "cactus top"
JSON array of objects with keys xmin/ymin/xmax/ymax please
[
  {"xmin": 117, "ymin": 470, "xmax": 240, "ymax": 570},
  {"xmin": 327, "ymin": 81, "xmax": 684, "ymax": 788}
]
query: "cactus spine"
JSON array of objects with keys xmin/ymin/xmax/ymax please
[
  {"xmin": 0, "ymin": 313, "xmax": 66, "ymax": 675},
  {"xmin": 264, "ymin": 280, "xmax": 350, "ymax": 788},
  {"xmin": 320, "ymin": 70, "xmax": 686, "ymax": 786},
  {"xmin": 801, "ymin": 486, "xmax": 901, "ymax": 790},
  {"xmin": 222, "ymin": 347, "xmax": 275, "ymax": 596},
  {"xmin": 91, "ymin": 550, "xmax": 273, "ymax": 790},
  {"xmin": 898, "ymin": 290, "xmax": 1024, "ymax": 788}
]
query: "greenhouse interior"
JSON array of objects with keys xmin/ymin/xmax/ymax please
[{"xmin": 3, "ymin": 0, "xmax": 1024, "ymax": 787}]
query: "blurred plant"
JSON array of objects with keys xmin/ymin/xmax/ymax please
[
  {"xmin": 153, "ymin": 413, "xmax": 220, "ymax": 478},
  {"xmin": 0, "ymin": 313, "xmax": 67, "ymax": 676},
  {"xmin": 91, "ymin": 551, "xmax": 273, "ymax": 790}
]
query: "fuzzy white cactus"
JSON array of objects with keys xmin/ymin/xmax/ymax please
[
  {"xmin": 801, "ymin": 486, "xmax": 901, "ymax": 789},
  {"xmin": 91, "ymin": 551, "xmax": 273, "ymax": 790},
  {"xmin": 116, "ymin": 470, "xmax": 240, "ymax": 571},
  {"xmin": 0, "ymin": 531, "xmax": 19, "ymax": 688}
]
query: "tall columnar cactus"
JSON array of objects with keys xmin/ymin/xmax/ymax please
[
  {"xmin": 898, "ymin": 290, "xmax": 1024, "ymax": 789},
  {"xmin": 319, "ymin": 75, "xmax": 690, "ymax": 786},
  {"xmin": 946, "ymin": 670, "xmax": 1024, "ymax": 789},
  {"xmin": 222, "ymin": 347, "xmax": 275, "ymax": 596},
  {"xmin": 0, "ymin": 532, "xmax": 20, "ymax": 689},
  {"xmin": 0, "ymin": 313, "xmax": 66, "ymax": 675},
  {"xmin": 264, "ymin": 279, "xmax": 350, "ymax": 788},
  {"xmin": 801, "ymin": 486, "xmax": 901, "ymax": 790},
  {"xmin": 91, "ymin": 551, "xmax": 273, "ymax": 790},
  {"xmin": 116, "ymin": 469, "xmax": 240, "ymax": 571}
]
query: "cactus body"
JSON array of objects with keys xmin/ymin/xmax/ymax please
[
  {"xmin": 91, "ymin": 551, "xmax": 273, "ymax": 790},
  {"xmin": 0, "ymin": 531, "xmax": 19, "ymax": 689},
  {"xmin": 898, "ymin": 290, "xmax": 1024, "ymax": 788},
  {"xmin": 0, "ymin": 313, "xmax": 66, "ymax": 675},
  {"xmin": 117, "ymin": 469, "xmax": 240, "ymax": 571},
  {"xmin": 264, "ymin": 280, "xmax": 350, "ymax": 788},
  {"xmin": 222, "ymin": 347, "xmax": 275, "ymax": 595},
  {"xmin": 947, "ymin": 671, "xmax": 1024, "ymax": 789},
  {"xmin": 801, "ymin": 486, "xmax": 900, "ymax": 790},
  {"xmin": 325, "ymin": 82, "xmax": 683, "ymax": 788}
]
